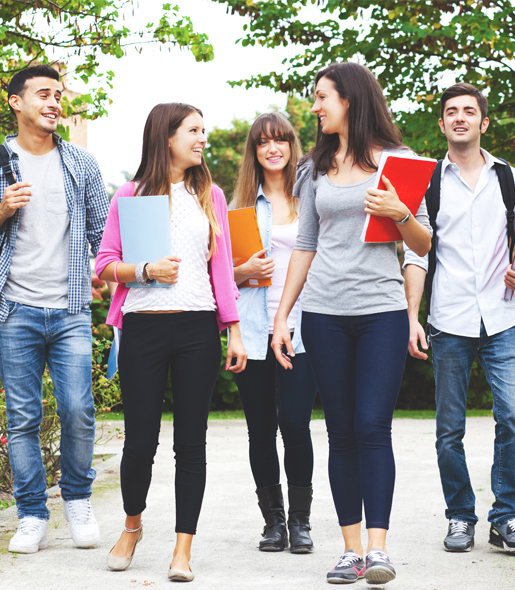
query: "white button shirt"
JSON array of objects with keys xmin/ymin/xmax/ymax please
[{"xmin": 404, "ymin": 148, "xmax": 515, "ymax": 337}]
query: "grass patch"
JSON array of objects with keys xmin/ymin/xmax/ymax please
[{"xmin": 98, "ymin": 408, "xmax": 493, "ymax": 422}]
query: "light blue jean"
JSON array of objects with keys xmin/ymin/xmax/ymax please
[
  {"xmin": 0, "ymin": 301, "xmax": 96, "ymax": 520},
  {"xmin": 430, "ymin": 321, "xmax": 515, "ymax": 526}
]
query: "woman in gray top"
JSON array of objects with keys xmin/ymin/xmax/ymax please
[{"xmin": 271, "ymin": 62, "xmax": 431, "ymax": 585}]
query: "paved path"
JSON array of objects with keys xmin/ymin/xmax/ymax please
[{"xmin": 0, "ymin": 418, "xmax": 514, "ymax": 590}]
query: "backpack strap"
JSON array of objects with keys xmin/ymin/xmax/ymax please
[
  {"xmin": 0, "ymin": 144, "xmax": 16, "ymax": 186},
  {"xmin": 493, "ymin": 158, "xmax": 515, "ymax": 264},
  {"xmin": 423, "ymin": 159, "xmax": 443, "ymax": 316}
]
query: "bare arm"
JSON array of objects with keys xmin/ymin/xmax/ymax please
[
  {"xmin": 366, "ymin": 175, "xmax": 431, "ymax": 257},
  {"xmin": 271, "ymin": 249, "xmax": 316, "ymax": 369},
  {"xmin": 404, "ymin": 263, "xmax": 429, "ymax": 360},
  {"xmin": 233, "ymin": 248, "xmax": 274, "ymax": 286},
  {"xmin": 225, "ymin": 323, "xmax": 248, "ymax": 373}
]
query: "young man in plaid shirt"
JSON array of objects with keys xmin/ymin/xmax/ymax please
[{"xmin": 0, "ymin": 65, "xmax": 109, "ymax": 553}]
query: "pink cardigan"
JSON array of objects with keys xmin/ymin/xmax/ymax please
[{"xmin": 95, "ymin": 181, "xmax": 240, "ymax": 331}]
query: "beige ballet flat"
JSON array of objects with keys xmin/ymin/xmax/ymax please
[
  {"xmin": 106, "ymin": 526, "xmax": 143, "ymax": 571},
  {"xmin": 168, "ymin": 567, "xmax": 195, "ymax": 582}
]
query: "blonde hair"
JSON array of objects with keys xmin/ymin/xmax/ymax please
[
  {"xmin": 232, "ymin": 112, "xmax": 302, "ymax": 221},
  {"xmin": 134, "ymin": 103, "xmax": 220, "ymax": 258}
]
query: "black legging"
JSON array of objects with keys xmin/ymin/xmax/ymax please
[
  {"xmin": 118, "ymin": 311, "xmax": 221, "ymax": 535},
  {"xmin": 235, "ymin": 336, "xmax": 317, "ymax": 489}
]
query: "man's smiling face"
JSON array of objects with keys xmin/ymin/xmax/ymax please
[
  {"xmin": 9, "ymin": 76, "xmax": 63, "ymax": 135},
  {"xmin": 439, "ymin": 94, "xmax": 489, "ymax": 147}
]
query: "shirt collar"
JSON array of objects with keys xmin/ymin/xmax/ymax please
[
  {"xmin": 257, "ymin": 183, "xmax": 269, "ymax": 202},
  {"xmin": 442, "ymin": 147, "xmax": 505, "ymax": 173}
]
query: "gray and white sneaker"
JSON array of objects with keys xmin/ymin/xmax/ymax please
[
  {"xmin": 489, "ymin": 519, "xmax": 515, "ymax": 551},
  {"xmin": 327, "ymin": 549, "xmax": 365, "ymax": 584},
  {"xmin": 63, "ymin": 498, "xmax": 100, "ymax": 548},
  {"xmin": 8, "ymin": 517, "xmax": 48, "ymax": 554},
  {"xmin": 444, "ymin": 519, "xmax": 474, "ymax": 552},
  {"xmin": 364, "ymin": 548, "xmax": 396, "ymax": 585}
]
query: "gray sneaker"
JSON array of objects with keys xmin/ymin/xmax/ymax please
[
  {"xmin": 364, "ymin": 549, "xmax": 396, "ymax": 585},
  {"xmin": 444, "ymin": 519, "xmax": 475, "ymax": 552},
  {"xmin": 327, "ymin": 549, "xmax": 365, "ymax": 584},
  {"xmin": 489, "ymin": 519, "xmax": 515, "ymax": 551}
]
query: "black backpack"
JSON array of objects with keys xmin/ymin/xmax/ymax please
[
  {"xmin": 0, "ymin": 144, "xmax": 16, "ymax": 255},
  {"xmin": 424, "ymin": 158, "xmax": 515, "ymax": 314}
]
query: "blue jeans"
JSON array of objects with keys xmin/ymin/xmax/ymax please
[
  {"xmin": 302, "ymin": 310, "xmax": 409, "ymax": 530},
  {"xmin": 430, "ymin": 321, "xmax": 515, "ymax": 525},
  {"xmin": 0, "ymin": 302, "xmax": 96, "ymax": 520}
]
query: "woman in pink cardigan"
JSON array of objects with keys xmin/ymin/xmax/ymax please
[{"xmin": 95, "ymin": 103, "xmax": 247, "ymax": 582}]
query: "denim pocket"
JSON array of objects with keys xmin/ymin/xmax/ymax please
[
  {"xmin": 6, "ymin": 300, "xmax": 18, "ymax": 317},
  {"xmin": 429, "ymin": 324, "xmax": 444, "ymax": 339}
]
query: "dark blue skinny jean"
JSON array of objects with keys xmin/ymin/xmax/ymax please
[
  {"xmin": 235, "ymin": 336, "xmax": 317, "ymax": 489},
  {"xmin": 302, "ymin": 310, "xmax": 409, "ymax": 530}
]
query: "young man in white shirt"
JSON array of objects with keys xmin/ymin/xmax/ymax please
[{"xmin": 404, "ymin": 83, "xmax": 515, "ymax": 553}]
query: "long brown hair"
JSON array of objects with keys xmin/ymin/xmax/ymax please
[
  {"xmin": 304, "ymin": 62, "xmax": 403, "ymax": 178},
  {"xmin": 232, "ymin": 112, "xmax": 302, "ymax": 221},
  {"xmin": 133, "ymin": 103, "xmax": 220, "ymax": 257}
]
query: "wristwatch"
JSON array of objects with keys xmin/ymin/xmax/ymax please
[{"xmin": 394, "ymin": 211, "xmax": 411, "ymax": 225}]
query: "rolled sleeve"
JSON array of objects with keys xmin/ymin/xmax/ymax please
[{"xmin": 85, "ymin": 155, "xmax": 109, "ymax": 257}]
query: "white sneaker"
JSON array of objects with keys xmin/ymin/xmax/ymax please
[
  {"xmin": 63, "ymin": 498, "xmax": 100, "ymax": 548},
  {"xmin": 9, "ymin": 517, "xmax": 48, "ymax": 553}
]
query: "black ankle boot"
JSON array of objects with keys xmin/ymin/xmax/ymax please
[
  {"xmin": 288, "ymin": 485, "xmax": 314, "ymax": 553},
  {"xmin": 256, "ymin": 484, "xmax": 288, "ymax": 551}
]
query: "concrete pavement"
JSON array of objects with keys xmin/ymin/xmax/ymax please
[{"xmin": 0, "ymin": 417, "xmax": 514, "ymax": 590}]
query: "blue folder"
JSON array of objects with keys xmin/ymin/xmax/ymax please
[{"xmin": 118, "ymin": 195, "xmax": 172, "ymax": 288}]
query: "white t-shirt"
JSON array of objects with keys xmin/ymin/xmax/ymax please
[
  {"xmin": 4, "ymin": 139, "xmax": 70, "ymax": 308},
  {"xmin": 268, "ymin": 219, "xmax": 300, "ymax": 332},
  {"xmin": 122, "ymin": 181, "xmax": 216, "ymax": 313}
]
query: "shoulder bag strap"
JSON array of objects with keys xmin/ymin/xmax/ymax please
[
  {"xmin": 423, "ymin": 159, "xmax": 443, "ymax": 316},
  {"xmin": 493, "ymin": 159, "xmax": 515, "ymax": 263}
]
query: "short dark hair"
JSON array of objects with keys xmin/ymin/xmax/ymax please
[
  {"xmin": 7, "ymin": 64, "xmax": 60, "ymax": 116},
  {"xmin": 440, "ymin": 83, "xmax": 488, "ymax": 121}
]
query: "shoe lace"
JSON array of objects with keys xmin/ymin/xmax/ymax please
[
  {"xmin": 367, "ymin": 550, "xmax": 389, "ymax": 564},
  {"xmin": 449, "ymin": 520, "xmax": 469, "ymax": 535},
  {"xmin": 67, "ymin": 499, "xmax": 93, "ymax": 524},
  {"xmin": 19, "ymin": 518, "xmax": 44, "ymax": 535},
  {"xmin": 337, "ymin": 552, "xmax": 361, "ymax": 568},
  {"xmin": 507, "ymin": 519, "xmax": 515, "ymax": 534}
]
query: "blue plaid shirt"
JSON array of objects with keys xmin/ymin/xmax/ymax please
[{"xmin": 0, "ymin": 134, "xmax": 109, "ymax": 321}]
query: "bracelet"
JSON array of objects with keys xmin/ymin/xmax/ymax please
[
  {"xmin": 135, "ymin": 261, "xmax": 152, "ymax": 286},
  {"xmin": 394, "ymin": 211, "xmax": 411, "ymax": 225},
  {"xmin": 148, "ymin": 264, "xmax": 154, "ymax": 280},
  {"xmin": 113, "ymin": 261, "xmax": 120, "ymax": 284}
]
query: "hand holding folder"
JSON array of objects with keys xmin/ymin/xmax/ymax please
[
  {"xmin": 118, "ymin": 195, "xmax": 172, "ymax": 288},
  {"xmin": 360, "ymin": 153, "xmax": 437, "ymax": 243},
  {"xmin": 228, "ymin": 207, "xmax": 272, "ymax": 288}
]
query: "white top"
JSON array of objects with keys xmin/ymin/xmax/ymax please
[
  {"xmin": 4, "ymin": 139, "xmax": 70, "ymax": 308},
  {"xmin": 122, "ymin": 182, "xmax": 216, "ymax": 314},
  {"xmin": 268, "ymin": 219, "xmax": 300, "ymax": 332},
  {"xmin": 404, "ymin": 148, "xmax": 515, "ymax": 337}
]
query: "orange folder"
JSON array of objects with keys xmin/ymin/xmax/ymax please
[
  {"xmin": 228, "ymin": 207, "xmax": 272, "ymax": 288},
  {"xmin": 360, "ymin": 155, "xmax": 437, "ymax": 243}
]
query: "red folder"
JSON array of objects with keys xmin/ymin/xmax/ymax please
[
  {"xmin": 361, "ymin": 155, "xmax": 437, "ymax": 243},
  {"xmin": 228, "ymin": 207, "xmax": 272, "ymax": 288}
]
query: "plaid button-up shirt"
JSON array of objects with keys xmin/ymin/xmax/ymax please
[{"xmin": 0, "ymin": 133, "xmax": 109, "ymax": 321}]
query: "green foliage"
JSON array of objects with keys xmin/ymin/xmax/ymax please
[
  {"xmin": 213, "ymin": 334, "xmax": 241, "ymax": 409},
  {"xmin": 214, "ymin": 0, "xmax": 515, "ymax": 162},
  {"xmin": 286, "ymin": 95, "xmax": 317, "ymax": 153},
  {"xmin": 0, "ymin": 1, "xmax": 214, "ymax": 136},
  {"xmin": 205, "ymin": 117, "xmax": 251, "ymax": 200}
]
